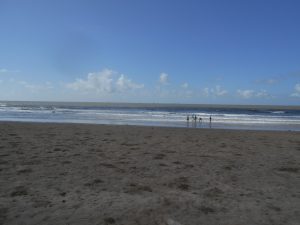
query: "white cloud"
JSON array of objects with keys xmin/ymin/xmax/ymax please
[
  {"xmin": 203, "ymin": 85, "xmax": 228, "ymax": 97},
  {"xmin": 203, "ymin": 87, "xmax": 210, "ymax": 97},
  {"xmin": 0, "ymin": 68, "xmax": 8, "ymax": 73},
  {"xmin": 291, "ymin": 83, "xmax": 300, "ymax": 97},
  {"xmin": 159, "ymin": 72, "xmax": 169, "ymax": 85},
  {"xmin": 67, "ymin": 69, "xmax": 144, "ymax": 94},
  {"xmin": 0, "ymin": 68, "xmax": 20, "ymax": 74},
  {"xmin": 237, "ymin": 89, "xmax": 270, "ymax": 99},
  {"xmin": 116, "ymin": 74, "xmax": 144, "ymax": 91},
  {"xmin": 213, "ymin": 85, "xmax": 228, "ymax": 96},
  {"xmin": 237, "ymin": 89, "xmax": 255, "ymax": 99},
  {"xmin": 67, "ymin": 69, "xmax": 114, "ymax": 93},
  {"xmin": 181, "ymin": 82, "xmax": 188, "ymax": 89},
  {"xmin": 255, "ymin": 90, "xmax": 269, "ymax": 98}
]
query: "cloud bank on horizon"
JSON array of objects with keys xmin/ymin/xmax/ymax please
[
  {"xmin": 0, "ymin": 0, "xmax": 299, "ymax": 105},
  {"xmin": 0, "ymin": 68, "xmax": 299, "ymax": 104}
]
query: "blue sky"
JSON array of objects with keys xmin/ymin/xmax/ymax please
[{"xmin": 0, "ymin": 0, "xmax": 300, "ymax": 105}]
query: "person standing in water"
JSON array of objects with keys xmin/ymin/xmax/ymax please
[{"xmin": 186, "ymin": 115, "xmax": 190, "ymax": 127}]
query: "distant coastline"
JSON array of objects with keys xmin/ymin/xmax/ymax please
[{"xmin": 1, "ymin": 100, "xmax": 300, "ymax": 110}]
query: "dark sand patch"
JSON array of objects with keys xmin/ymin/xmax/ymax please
[
  {"xmin": 0, "ymin": 207, "xmax": 8, "ymax": 224},
  {"xmin": 277, "ymin": 167, "xmax": 299, "ymax": 173},
  {"xmin": 10, "ymin": 186, "xmax": 28, "ymax": 197}
]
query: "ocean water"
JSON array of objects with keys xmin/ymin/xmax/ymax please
[{"xmin": 0, "ymin": 101, "xmax": 300, "ymax": 131}]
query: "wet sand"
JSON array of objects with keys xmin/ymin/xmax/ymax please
[{"xmin": 0, "ymin": 122, "xmax": 299, "ymax": 225}]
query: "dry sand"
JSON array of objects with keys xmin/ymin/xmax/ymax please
[{"xmin": 0, "ymin": 122, "xmax": 299, "ymax": 225}]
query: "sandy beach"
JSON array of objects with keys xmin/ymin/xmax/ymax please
[{"xmin": 0, "ymin": 122, "xmax": 299, "ymax": 225}]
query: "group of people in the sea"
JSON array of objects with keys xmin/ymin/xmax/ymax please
[{"xmin": 186, "ymin": 114, "xmax": 212, "ymax": 128}]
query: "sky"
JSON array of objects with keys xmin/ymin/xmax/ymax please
[{"xmin": 0, "ymin": 0, "xmax": 300, "ymax": 105}]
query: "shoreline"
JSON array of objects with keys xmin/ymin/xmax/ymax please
[
  {"xmin": 1, "ymin": 101, "xmax": 300, "ymax": 132},
  {"xmin": 1, "ymin": 122, "xmax": 299, "ymax": 224},
  {"xmin": 1, "ymin": 120, "xmax": 300, "ymax": 132}
]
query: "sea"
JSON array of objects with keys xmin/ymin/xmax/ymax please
[{"xmin": 0, "ymin": 101, "xmax": 300, "ymax": 131}]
